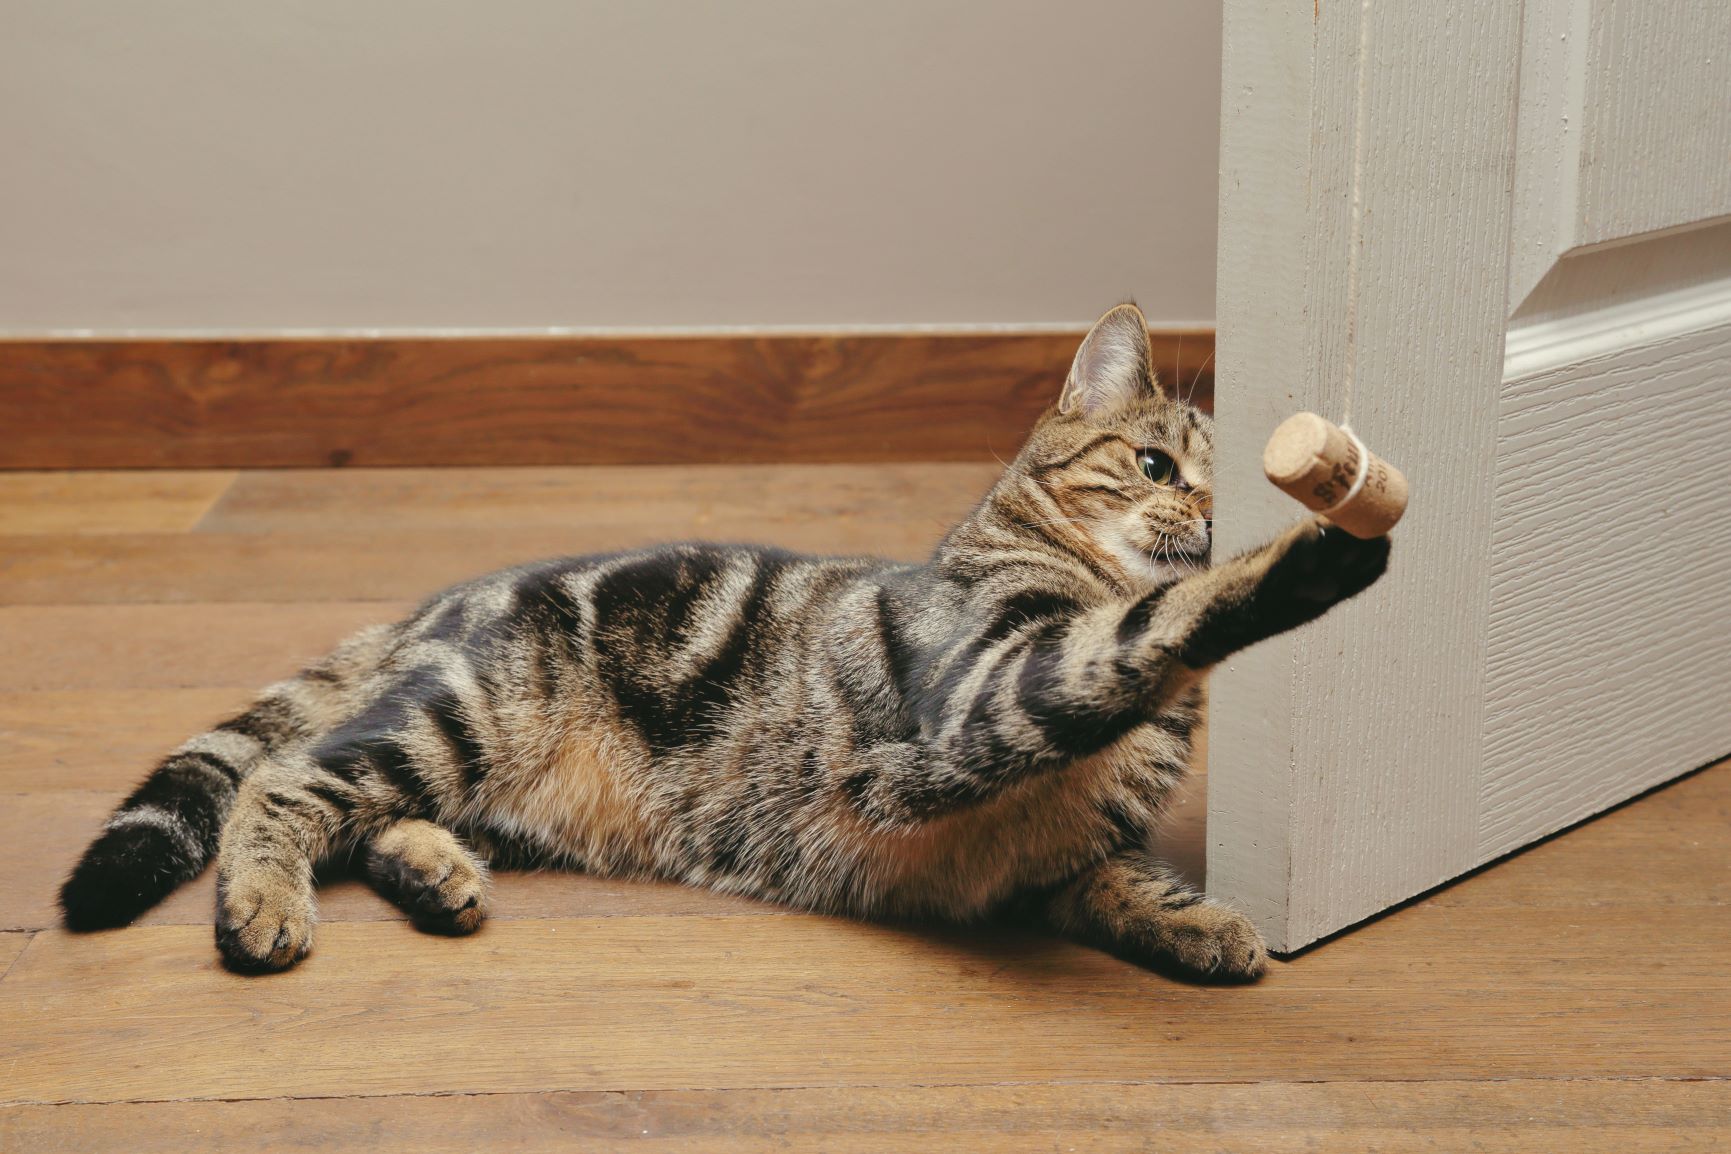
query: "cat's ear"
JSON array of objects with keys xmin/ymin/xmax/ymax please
[{"xmin": 1059, "ymin": 303, "xmax": 1155, "ymax": 416}]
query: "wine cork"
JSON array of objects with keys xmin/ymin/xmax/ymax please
[{"xmin": 1262, "ymin": 412, "xmax": 1407, "ymax": 538}]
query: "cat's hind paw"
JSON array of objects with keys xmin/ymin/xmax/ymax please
[
  {"xmin": 215, "ymin": 865, "xmax": 316, "ymax": 973},
  {"xmin": 365, "ymin": 819, "xmax": 489, "ymax": 935}
]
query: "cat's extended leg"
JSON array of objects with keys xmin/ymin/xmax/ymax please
[
  {"xmin": 364, "ymin": 818, "xmax": 488, "ymax": 935},
  {"xmin": 214, "ymin": 750, "xmax": 349, "ymax": 972},
  {"xmin": 852, "ymin": 517, "xmax": 1387, "ymax": 823},
  {"xmin": 1168, "ymin": 516, "xmax": 1391, "ymax": 669},
  {"xmin": 1042, "ymin": 850, "xmax": 1267, "ymax": 980},
  {"xmin": 216, "ymin": 665, "xmax": 495, "ymax": 969},
  {"xmin": 61, "ymin": 623, "xmax": 398, "ymax": 932}
]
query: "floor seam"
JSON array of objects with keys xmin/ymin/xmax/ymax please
[
  {"xmin": 185, "ymin": 473, "xmax": 241, "ymax": 534},
  {"xmin": 0, "ymin": 931, "xmax": 38, "ymax": 985},
  {"xmin": 4, "ymin": 1073, "xmax": 1728, "ymax": 1111}
]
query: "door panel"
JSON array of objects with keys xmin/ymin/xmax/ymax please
[
  {"xmin": 1483, "ymin": 302, "xmax": 1731, "ymax": 858},
  {"xmin": 1212, "ymin": 0, "xmax": 1731, "ymax": 951},
  {"xmin": 1509, "ymin": 0, "xmax": 1731, "ymax": 315},
  {"xmin": 1573, "ymin": 0, "xmax": 1731, "ymax": 248}
]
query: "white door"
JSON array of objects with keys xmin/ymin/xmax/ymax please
[{"xmin": 1209, "ymin": 0, "xmax": 1731, "ymax": 952}]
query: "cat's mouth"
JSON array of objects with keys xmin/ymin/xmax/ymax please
[
  {"xmin": 1164, "ymin": 538, "xmax": 1212, "ymax": 564},
  {"xmin": 1105, "ymin": 525, "xmax": 1210, "ymax": 582},
  {"xmin": 1144, "ymin": 540, "xmax": 1210, "ymax": 578}
]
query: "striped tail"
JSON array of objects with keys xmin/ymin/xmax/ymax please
[{"xmin": 59, "ymin": 691, "xmax": 313, "ymax": 931}]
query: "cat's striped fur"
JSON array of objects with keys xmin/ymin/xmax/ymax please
[{"xmin": 61, "ymin": 304, "xmax": 1389, "ymax": 978}]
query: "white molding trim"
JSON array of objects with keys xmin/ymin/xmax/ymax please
[{"xmin": 1503, "ymin": 275, "xmax": 1731, "ymax": 381}]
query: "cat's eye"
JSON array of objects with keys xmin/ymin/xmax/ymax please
[{"xmin": 1137, "ymin": 448, "xmax": 1177, "ymax": 486}]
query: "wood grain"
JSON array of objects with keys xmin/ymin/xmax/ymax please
[
  {"xmin": 0, "ymin": 332, "xmax": 1214, "ymax": 470},
  {"xmin": 0, "ymin": 465, "xmax": 999, "ymax": 605},
  {"xmin": 3, "ymin": 1079, "xmax": 1726, "ymax": 1154},
  {"xmin": 1215, "ymin": 0, "xmax": 1731, "ymax": 956},
  {"xmin": 0, "ymin": 471, "xmax": 234, "ymax": 534},
  {"xmin": 198, "ymin": 463, "xmax": 999, "ymax": 534},
  {"xmin": 198, "ymin": 463, "xmax": 1003, "ymax": 532},
  {"xmin": 1507, "ymin": 6, "xmax": 1731, "ymax": 313},
  {"xmin": 0, "ymin": 602, "xmax": 407, "ymax": 691},
  {"xmin": 0, "ymin": 530, "xmax": 929, "ymax": 607},
  {"xmin": 0, "ymin": 933, "xmax": 29, "ymax": 980},
  {"xmin": 3, "ymin": 905, "xmax": 1728, "ymax": 1106},
  {"xmin": 0, "ymin": 689, "xmax": 254, "ymax": 791},
  {"xmin": 1421, "ymin": 761, "xmax": 1731, "ymax": 909}
]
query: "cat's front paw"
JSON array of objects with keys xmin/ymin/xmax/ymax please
[
  {"xmin": 1154, "ymin": 900, "xmax": 1269, "ymax": 981},
  {"xmin": 1266, "ymin": 517, "xmax": 1391, "ymax": 613},
  {"xmin": 1182, "ymin": 519, "xmax": 1391, "ymax": 666}
]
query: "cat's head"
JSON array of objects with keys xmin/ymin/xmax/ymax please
[{"xmin": 1008, "ymin": 303, "xmax": 1214, "ymax": 587}]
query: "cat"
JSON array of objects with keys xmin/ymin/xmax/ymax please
[{"xmin": 60, "ymin": 303, "xmax": 1388, "ymax": 979}]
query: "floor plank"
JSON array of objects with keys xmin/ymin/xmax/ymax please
[
  {"xmin": 2, "ymin": 792, "xmax": 111, "ymax": 931},
  {"xmin": 1420, "ymin": 761, "xmax": 1731, "ymax": 909},
  {"xmin": 0, "ymin": 528, "xmax": 944, "ymax": 605},
  {"xmin": 199, "ymin": 464, "xmax": 999, "ymax": 534},
  {"xmin": 3, "ymin": 465, "xmax": 1000, "ymax": 606},
  {"xmin": 0, "ymin": 932, "xmax": 31, "ymax": 979},
  {"xmin": 0, "ymin": 602, "xmax": 406, "ymax": 691},
  {"xmin": 3, "ymin": 1079, "xmax": 1726, "ymax": 1154},
  {"xmin": 3, "ymin": 908, "xmax": 1727, "ymax": 1106},
  {"xmin": 0, "ymin": 471, "xmax": 234, "ymax": 535},
  {"xmin": 0, "ymin": 689, "xmax": 254, "ymax": 791}
]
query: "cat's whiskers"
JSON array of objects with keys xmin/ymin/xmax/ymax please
[
  {"xmin": 1172, "ymin": 332, "xmax": 1182, "ymax": 401},
  {"xmin": 1150, "ymin": 526, "xmax": 1208, "ymax": 576},
  {"xmin": 1182, "ymin": 348, "xmax": 1215, "ymax": 407}
]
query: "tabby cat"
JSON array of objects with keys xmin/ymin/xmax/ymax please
[{"xmin": 61, "ymin": 303, "xmax": 1389, "ymax": 979}]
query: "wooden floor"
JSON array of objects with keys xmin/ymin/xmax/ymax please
[{"xmin": 1, "ymin": 466, "xmax": 1727, "ymax": 1153}]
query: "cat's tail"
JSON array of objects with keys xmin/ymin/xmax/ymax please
[{"xmin": 59, "ymin": 625, "xmax": 394, "ymax": 930}]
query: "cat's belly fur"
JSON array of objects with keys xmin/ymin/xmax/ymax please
[{"xmin": 462, "ymin": 702, "xmax": 1190, "ymax": 921}]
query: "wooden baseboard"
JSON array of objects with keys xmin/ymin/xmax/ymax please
[{"xmin": 0, "ymin": 330, "xmax": 1214, "ymax": 469}]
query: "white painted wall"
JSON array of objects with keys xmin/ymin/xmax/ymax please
[{"xmin": 0, "ymin": 1, "xmax": 1220, "ymax": 335}]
